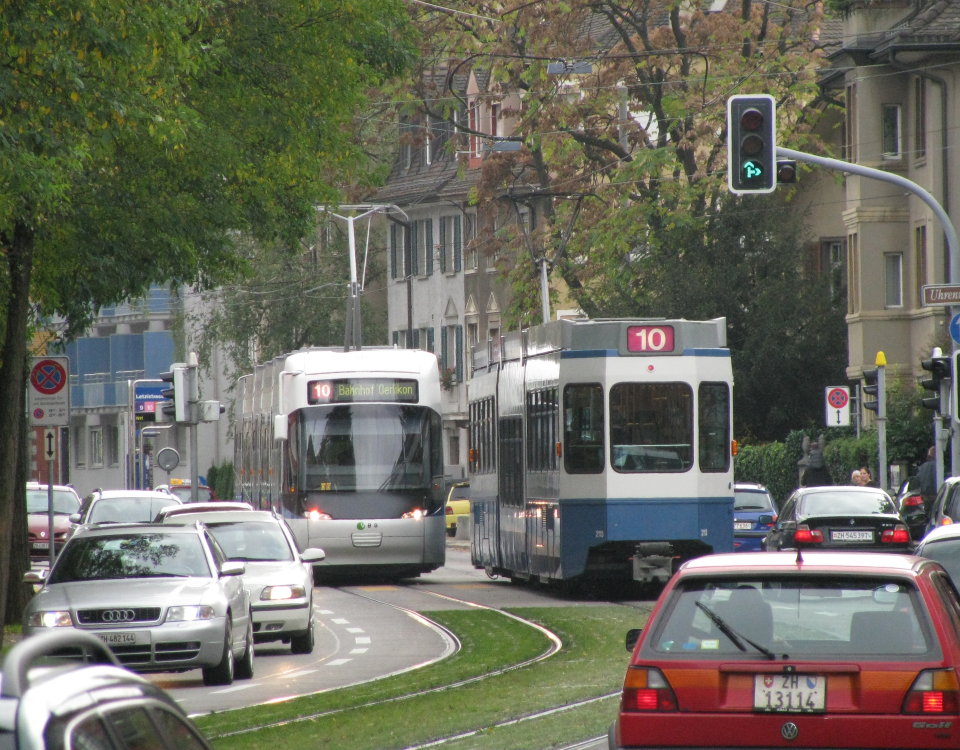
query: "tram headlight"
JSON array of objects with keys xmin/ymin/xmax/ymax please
[
  {"xmin": 402, "ymin": 508, "xmax": 425, "ymax": 521},
  {"xmin": 305, "ymin": 508, "xmax": 333, "ymax": 521}
]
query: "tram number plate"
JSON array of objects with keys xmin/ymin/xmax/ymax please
[
  {"xmin": 754, "ymin": 674, "xmax": 825, "ymax": 713},
  {"xmin": 831, "ymin": 529, "xmax": 873, "ymax": 542},
  {"xmin": 97, "ymin": 631, "xmax": 148, "ymax": 646},
  {"xmin": 734, "ymin": 521, "xmax": 753, "ymax": 530}
]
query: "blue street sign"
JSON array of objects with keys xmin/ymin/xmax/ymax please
[{"xmin": 950, "ymin": 313, "xmax": 960, "ymax": 345}]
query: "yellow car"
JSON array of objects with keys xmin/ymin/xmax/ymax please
[{"xmin": 445, "ymin": 481, "xmax": 471, "ymax": 537}]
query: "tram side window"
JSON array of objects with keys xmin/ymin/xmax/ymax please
[
  {"xmin": 469, "ymin": 397, "xmax": 496, "ymax": 474},
  {"xmin": 609, "ymin": 383, "xmax": 692, "ymax": 473},
  {"xmin": 699, "ymin": 382, "xmax": 730, "ymax": 472},
  {"xmin": 527, "ymin": 387, "xmax": 559, "ymax": 471},
  {"xmin": 563, "ymin": 384, "xmax": 604, "ymax": 474}
]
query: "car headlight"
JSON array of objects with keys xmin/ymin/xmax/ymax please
[
  {"xmin": 166, "ymin": 605, "xmax": 216, "ymax": 622},
  {"xmin": 28, "ymin": 610, "xmax": 73, "ymax": 628},
  {"xmin": 261, "ymin": 584, "xmax": 306, "ymax": 601}
]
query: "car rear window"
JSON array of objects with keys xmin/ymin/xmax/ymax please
[
  {"xmin": 801, "ymin": 491, "xmax": 896, "ymax": 516},
  {"xmin": 734, "ymin": 490, "xmax": 774, "ymax": 511},
  {"xmin": 646, "ymin": 576, "xmax": 935, "ymax": 660}
]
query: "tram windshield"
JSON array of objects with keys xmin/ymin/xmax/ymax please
[{"xmin": 297, "ymin": 404, "xmax": 442, "ymax": 493}]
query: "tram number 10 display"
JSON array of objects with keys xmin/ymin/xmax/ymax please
[
  {"xmin": 626, "ymin": 325, "xmax": 675, "ymax": 353},
  {"xmin": 308, "ymin": 378, "xmax": 419, "ymax": 404}
]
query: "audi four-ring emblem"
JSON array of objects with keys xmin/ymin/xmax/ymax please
[{"xmin": 101, "ymin": 609, "xmax": 136, "ymax": 622}]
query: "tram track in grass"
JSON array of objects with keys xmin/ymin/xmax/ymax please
[{"xmin": 195, "ymin": 588, "xmax": 651, "ymax": 749}]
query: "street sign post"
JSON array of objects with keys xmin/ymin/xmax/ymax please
[{"xmin": 825, "ymin": 386, "xmax": 850, "ymax": 427}]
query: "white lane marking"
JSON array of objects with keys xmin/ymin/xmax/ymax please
[
  {"xmin": 354, "ymin": 636, "xmax": 371, "ymax": 644},
  {"xmin": 326, "ymin": 658, "xmax": 351, "ymax": 666}
]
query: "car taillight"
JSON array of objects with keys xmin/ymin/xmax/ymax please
[
  {"xmin": 446, "ymin": 506, "xmax": 454, "ymax": 515},
  {"xmin": 305, "ymin": 508, "xmax": 333, "ymax": 521},
  {"xmin": 764, "ymin": 514, "xmax": 778, "ymax": 528},
  {"xmin": 621, "ymin": 667, "xmax": 677, "ymax": 712},
  {"xmin": 901, "ymin": 494, "xmax": 924, "ymax": 508},
  {"xmin": 881, "ymin": 525, "xmax": 911, "ymax": 544},
  {"xmin": 902, "ymin": 669, "xmax": 960, "ymax": 714},
  {"xmin": 794, "ymin": 524, "xmax": 823, "ymax": 544}
]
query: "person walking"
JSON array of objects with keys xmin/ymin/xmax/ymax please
[{"xmin": 917, "ymin": 446, "xmax": 937, "ymax": 505}]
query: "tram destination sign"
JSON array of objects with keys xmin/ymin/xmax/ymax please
[
  {"xmin": 922, "ymin": 284, "xmax": 960, "ymax": 306},
  {"xmin": 308, "ymin": 378, "xmax": 419, "ymax": 405}
]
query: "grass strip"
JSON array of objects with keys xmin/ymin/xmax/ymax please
[{"xmin": 200, "ymin": 604, "xmax": 650, "ymax": 750}]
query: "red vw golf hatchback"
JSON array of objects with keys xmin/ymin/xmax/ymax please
[{"xmin": 610, "ymin": 551, "xmax": 960, "ymax": 749}]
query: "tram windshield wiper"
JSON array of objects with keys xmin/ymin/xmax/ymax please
[{"xmin": 695, "ymin": 601, "xmax": 776, "ymax": 660}]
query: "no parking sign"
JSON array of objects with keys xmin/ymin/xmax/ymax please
[
  {"xmin": 825, "ymin": 385, "xmax": 850, "ymax": 427},
  {"xmin": 29, "ymin": 356, "xmax": 70, "ymax": 426}
]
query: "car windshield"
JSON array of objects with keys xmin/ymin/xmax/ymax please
[
  {"xmin": 49, "ymin": 533, "xmax": 211, "ymax": 582},
  {"xmin": 649, "ymin": 576, "xmax": 933, "ymax": 659},
  {"xmin": 734, "ymin": 490, "xmax": 773, "ymax": 511},
  {"xmin": 204, "ymin": 521, "xmax": 294, "ymax": 562},
  {"xmin": 26, "ymin": 489, "xmax": 79, "ymax": 515},
  {"xmin": 88, "ymin": 497, "xmax": 173, "ymax": 524},
  {"xmin": 800, "ymin": 491, "xmax": 896, "ymax": 516}
]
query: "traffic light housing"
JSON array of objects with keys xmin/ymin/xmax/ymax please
[
  {"xmin": 921, "ymin": 355, "xmax": 951, "ymax": 412},
  {"xmin": 159, "ymin": 364, "xmax": 189, "ymax": 422},
  {"xmin": 727, "ymin": 94, "xmax": 776, "ymax": 194},
  {"xmin": 862, "ymin": 369, "xmax": 879, "ymax": 413}
]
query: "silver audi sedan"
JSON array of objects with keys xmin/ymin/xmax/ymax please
[
  {"xmin": 158, "ymin": 506, "xmax": 324, "ymax": 653},
  {"xmin": 23, "ymin": 522, "xmax": 254, "ymax": 686}
]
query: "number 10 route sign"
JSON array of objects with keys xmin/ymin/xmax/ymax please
[{"xmin": 29, "ymin": 356, "xmax": 70, "ymax": 427}]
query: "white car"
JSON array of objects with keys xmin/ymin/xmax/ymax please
[
  {"xmin": 71, "ymin": 488, "xmax": 183, "ymax": 526},
  {"xmin": 158, "ymin": 506, "xmax": 324, "ymax": 653},
  {"xmin": 23, "ymin": 522, "xmax": 254, "ymax": 686}
]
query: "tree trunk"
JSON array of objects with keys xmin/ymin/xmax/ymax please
[{"xmin": 0, "ymin": 220, "xmax": 35, "ymax": 643}]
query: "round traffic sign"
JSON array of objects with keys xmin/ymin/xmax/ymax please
[
  {"xmin": 827, "ymin": 387, "xmax": 849, "ymax": 409},
  {"xmin": 30, "ymin": 359, "xmax": 67, "ymax": 395}
]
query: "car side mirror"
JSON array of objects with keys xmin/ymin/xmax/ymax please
[
  {"xmin": 300, "ymin": 547, "xmax": 325, "ymax": 563},
  {"xmin": 68, "ymin": 513, "xmax": 81, "ymax": 524},
  {"xmin": 625, "ymin": 628, "xmax": 642, "ymax": 652},
  {"xmin": 220, "ymin": 560, "xmax": 245, "ymax": 577}
]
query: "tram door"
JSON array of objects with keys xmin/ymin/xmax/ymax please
[{"xmin": 497, "ymin": 416, "xmax": 525, "ymax": 572}]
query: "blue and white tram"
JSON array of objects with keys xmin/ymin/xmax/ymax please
[
  {"xmin": 234, "ymin": 347, "xmax": 446, "ymax": 581},
  {"xmin": 468, "ymin": 318, "xmax": 734, "ymax": 587}
]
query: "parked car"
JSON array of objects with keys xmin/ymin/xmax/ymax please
[
  {"xmin": 732, "ymin": 482, "xmax": 777, "ymax": 552},
  {"xmin": 25, "ymin": 482, "xmax": 81, "ymax": 565},
  {"xmin": 71, "ymin": 488, "xmax": 182, "ymax": 527},
  {"xmin": 23, "ymin": 522, "xmax": 254, "ymax": 686},
  {"xmin": 762, "ymin": 485, "xmax": 910, "ymax": 552},
  {"xmin": 923, "ymin": 475, "xmax": 960, "ymax": 538},
  {"xmin": 914, "ymin": 523, "xmax": 960, "ymax": 584},
  {"xmin": 895, "ymin": 475, "xmax": 929, "ymax": 540},
  {"xmin": 157, "ymin": 505, "xmax": 324, "ymax": 653},
  {"xmin": 445, "ymin": 481, "xmax": 470, "ymax": 537},
  {"xmin": 609, "ymin": 550, "xmax": 960, "ymax": 750},
  {"xmin": 0, "ymin": 629, "xmax": 212, "ymax": 750}
]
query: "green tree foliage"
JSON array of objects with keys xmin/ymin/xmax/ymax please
[
  {"xmin": 0, "ymin": 0, "xmax": 412, "ymax": 635},
  {"xmin": 400, "ymin": 0, "xmax": 841, "ymax": 440}
]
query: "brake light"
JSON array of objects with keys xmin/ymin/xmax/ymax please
[
  {"xmin": 764, "ymin": 514, "xmax": 778, "ymax": 527},
  {"xmin": 621, "ymin": 667, "xmax": 677, "ymax": 712},
  {"xmin": 794, "ymin": 524, "xmax": 823, "ymax": 544},
  {"xmin": 881, "ymin": 525, "xmax": 911, "ymax": 544},
  {"xmin": 446, "ymin": 506, "xmax": 454, "ymax": 515},
  {"xmin": 901, "ymin": 494, "xmax": 924, "ymax": 508},
  {"xmin": 305, "ymin": 508, "xmax": 333, "ymax": 521},
  {"xmin": 902, "ymin": 669, "xmax": 960, "ymax": 714}
]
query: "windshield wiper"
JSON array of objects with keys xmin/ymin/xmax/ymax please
[{"xmin": 695, "ymin": 601, "xmax": 776, "ymax": 660}]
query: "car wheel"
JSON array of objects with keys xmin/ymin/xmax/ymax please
[
  {"xmin": 202, "ymin": 623, "xmax": 235, "ymax": 686},
  {"xmin": 290, "ymin": 614, "xmax": 316, "ymax": 655},
  {"xmin": 235, "ymin": 616, "xmax": 255, "ymax": 680}
]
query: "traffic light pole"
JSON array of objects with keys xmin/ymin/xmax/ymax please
[{"xmin": 778, "ymin": 145, "xmax": 960, "ymax": 478}]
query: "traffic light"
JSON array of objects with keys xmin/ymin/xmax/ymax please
[
  {"xmin": 920, "ymin": 354, "xmax": 951, "ymax": 412},
  {"xmin": 159, "ymin": 363, "xmax": 188, "ymax": 422},
  {"xmin": 776, "ymin": 159, "xmax": 798, "ymax": 184},
  {"xmin": 727, "ymin": 94, "xmax": 776, "ymax": 194},
  {"xmin": 862, "ymin": 369, "xmax": 880, "ymax": 413}
]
